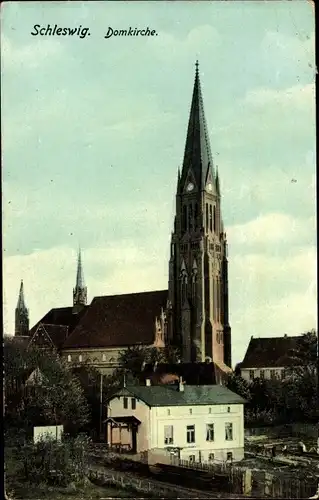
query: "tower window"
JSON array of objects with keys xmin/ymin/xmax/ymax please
[
  {"xmin": 191, "ymin": 274, "xmax": 197, "ymax": 300},
  {"xmin": 206, "ymin": 204, "xmax": 209, "ymax": 230},
  {"xmin": 181, "ymin": 272, "xmax": 188, "ymax": 303},
  {"xmin": 188, "ymin": 204, "xmax": 193, "ymax": 231},
  {"xmin": 182, "ymin": 205, "xmax": 187, "ymax": 233},
  {"xmin": 194, "ymin": 203, "xmax": 198, "ymax": 229},
  {"xmin": 67, "ymin": 355, "xmax": 71, "ymax": 362},
  {"xmin": 213, "ymin": 206, "xmax": 216, "ymax": 232},
  {"xmin": 79, "ymin": 354, "xmax": 83, "ymax": 362},
  {"xmin": 209, "ymin": 205, "xmax": 213, "ymax": 232}
]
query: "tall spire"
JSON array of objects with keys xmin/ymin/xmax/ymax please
[
  {"xmin": 180, "ymin": 60, "xmax": 213, "ymax": 191},
  {"xmin": 16, "ymin": 280, "xmax": 27, "ymax": 310},
  {"xmin": 15, "ymin": 280, "xmax": 29, "ymax": 336},
  {"xmin": 73, "ymin": 247, "xmax": 87, "ymax": 312},
  {"xmin": 76, "ymin": 247, "xmax": 85, "ymax": 289}
]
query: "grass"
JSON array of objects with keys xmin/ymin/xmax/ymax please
[{"xmin": 6, "ymin": 481, "xmax": 136, "ymax": 499}]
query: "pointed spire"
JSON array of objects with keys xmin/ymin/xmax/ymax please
[
  {"xmin": 15, "ymin": 280, "xmax": 29, "ymax": 336},
  {"xmin": 76, "ymin": 247, "xmax": 85, "ymax": 289},
  {"xmin": 73, "ymin": 247, "xmax": 87, "ymax": 310},
  {"xmin": 17, "ymin": 280, "xmax": 27, "ymax": 310},
  {"xmin": 180, "ymin": 61, "xmax": 213, "ymax": 191}
]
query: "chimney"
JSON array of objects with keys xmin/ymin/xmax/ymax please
[
  {"xmin": 284, "ymin": 334, "xmax": 287, "ymax": 338},
  {"xmin": 179, "ymin": 376, "xmax": 184, "ymax": 392},
  {"xmin": 146, "ymin": 379, "xmax": 151, "ymax": 387}
]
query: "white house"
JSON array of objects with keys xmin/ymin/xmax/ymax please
[{"xmin": 105, "ymin": 380, "xmax": 246, "ymax": 463}]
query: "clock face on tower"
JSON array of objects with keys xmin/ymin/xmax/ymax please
[
  {"xmin": 207, "ymin": 183, "xmax": 213, "ymax": 192},
  {"xmin": 186, "ymin": 182, "xmax": 194, "ymax": 192}
]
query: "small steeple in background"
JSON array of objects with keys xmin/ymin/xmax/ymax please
[
  {"xmin": 73, "ymin": 247, "xmax": 87, "ymax": 313},
  {"xmin": 15, "ymin": 280, "xmax": 29, "ymax": 336}
]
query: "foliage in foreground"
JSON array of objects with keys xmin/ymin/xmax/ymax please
[
  {"xmin": 4, "ymin": 338, "xmax": 90, "ymax": 435},
  {"xmin": 5, "ymin": 435, "xmax": 91, "ymax": 491}
]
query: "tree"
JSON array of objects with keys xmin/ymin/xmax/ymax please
[{"xmin": 4, "ymin": 338, "xmax": 90, "ymax": 435}]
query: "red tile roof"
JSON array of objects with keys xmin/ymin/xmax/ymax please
[
  {"xmin": 63, "ymin": 290, "xmax": 168, "ymax": 349},
  {"xmin": 241, "ymin": 335, "xmax": 304, "ymax": 368}
]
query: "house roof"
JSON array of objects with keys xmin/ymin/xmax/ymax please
[
  {"xmin": 106, "ymin": 384, "xmax": 246, "ymax": 407},
  {"xmin": 241, "ymin": 335, "xmax": 304, "ymax": 369},
  {"xmin": 141, "ymin": 362, "xmax": 229, "ymax": 386},
  {"xmin": 63, "ymin": 289, "xmax": 168, "ymax": 349}
]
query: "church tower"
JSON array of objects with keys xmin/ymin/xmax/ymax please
[
  {"xmin": 168, "ymin": 62, "xmax": 231, "ymax": 368},
  {"xmin": 15, "ymin": 280, "xmax": 29, "ymax": 336},
  {"xmin": 73, "ymin": 248, "xmax": 87, "ymax": 313}
]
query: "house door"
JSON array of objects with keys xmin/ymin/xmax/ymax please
[{"xmin": 131, "ymin": 426, "xmax": 137, "ymax": 453}]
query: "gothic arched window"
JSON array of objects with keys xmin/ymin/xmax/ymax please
[
  {"xmin": 209, "ymin": 205, "xmax": 213, "ymax": 232},
  {"xmin": 194, "ymin": 203, "xmax": 198, "ymax": 229},
  {"xmin": 182, "ymin": 205, "xmax": 187, "ymax": 233},
  {"xmin": 181, "ymin": 271, "xmax": 188, "ymax": 303},
  {"xmin": 188, "ymin": 204, "xmax": 193, "ymax": 231},
  {"xmin": 213, "ymin": 206, "xmax": 217, "ymax": 233},
  {"xmin": 206, "ymin": 204, "xmax": 209, "ymax": 230},
  {"xmin": 191, "ymin": 273, "xmax": 197, "ymax": 301}
]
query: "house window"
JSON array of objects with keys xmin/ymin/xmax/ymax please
[
  {"xmin": 227, "ymin": 452, "xmax": 233, "ymax": 461},
  {"xmin": 189, "ymin": 408, "xmax": 192, "ymax": 414},
  {"xmin": 187, "ymin": 425, "xmax": 195, "ymax": 443},
  {"xmin": 260, "ymin": 369, "xmax": 265, "ymax": 380},
  {"xmin": 131, "ymin": 398, "xmax": 136, "ymax": 410},
  {"xmin": 206, "ymin": 424, "xmax": 214, "ymax": 441},
  {"xmin": 167, "ymin": 409, "xmax": 170, "ymax": 416},
  {"xmin": 270, "ymin": 370, "xmax": 276, "ymax": 380},
  {"xmin": 209, "ymin": 408, "xmax": 212, "ymax": 414},
  {"xmin": 67, "ymin": 355, "xmax": 71, "ymax": 362},
  {"xmin": 79, "ymin": 354, "xmax": 83, "ymax": 362},
  {"xmin": 164, "ymin": 425, "xmax": 174, "ymax": 445},
  {"xmin": 208, "ymin": 453, "xmax": 214, "ymax": 461},
  {"xmin": 189, "ymin": 454, "xmax": 195, "ymax": 462},
  {"xmin": 123, "ymin": 397, "xmax": 128, "ymax": 409},
  {"xmin": 249, "ymin": 370, "xmax": 254, "ymax": 380},
  {"xmin": 225, "ymin": 422, "xmax": 233, "ymax": 441},
  {"xmin": 227, "ymin": 406, "xmax": 231, "ymax": 413}
]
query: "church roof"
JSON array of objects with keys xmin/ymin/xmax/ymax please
[
  {"xmin": 29, "ymin": 323, "xmax": 70, "ymax": 350},
  {"xmin": 30, "ymin": 306, "xmax": 88, "ymax": 339},
  {"xmin": 63, "ymin": 289, "xmax": 168, "ymax": 349},
  {"xmin": 241, "ymin": 335, "xmax": 304, "ymax": 369},
  {"xmin": 107, "ymin": 384, "xmax": 246, "ymax": 407}
]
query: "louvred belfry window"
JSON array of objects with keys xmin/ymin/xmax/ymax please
[{"xmin": 181, "ymin": 272, "xmax": 188, "ymax": 303}]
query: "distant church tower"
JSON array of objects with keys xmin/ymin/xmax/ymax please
[
  {"xmin": 15, "ymin": 280, "xmax": 29, "ymax": 336},
  {"xmin": 73, "ymin": 248, "xmax": 87, "ymax": 313},
  {"xmin": 167, "ymin": 62, "xmax": 231, "ymax": 368}
]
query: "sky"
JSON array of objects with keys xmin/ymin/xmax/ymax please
[{"xmin": 2, "ymin": 1, "xmax": 316, "ymax": 365}]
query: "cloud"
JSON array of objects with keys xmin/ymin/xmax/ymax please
[
  {"xmin": 148, "ymin": 25, "xmax": 221, "ymax": 63},
  {"xmin": 228, "ymin": 213, "xmax": 316, "ymax": 249},
  {"xmin": 1, "ymin": 35, "xmax": 62, "ymax": 71}
]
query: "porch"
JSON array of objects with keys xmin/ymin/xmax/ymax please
[{"xmin": 104, "ymin": 415, "xmax": 141, "ymax": 454}]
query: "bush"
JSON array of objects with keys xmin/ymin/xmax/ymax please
[{"xmin": 8, "ymin": 435, "xmax": 91, "ymax": 488}]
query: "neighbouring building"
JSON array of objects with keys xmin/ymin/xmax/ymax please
[
  {"xmin": 13, "ymin": 62, "xmax": 232, "ymax": 376},
  {"xmin": 104, "ymin": 380, "xmax": 245, "ymax": 462},
  {"xmin": 240, "ymin": 334, "xmax": 305, "ymax": 382}
]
